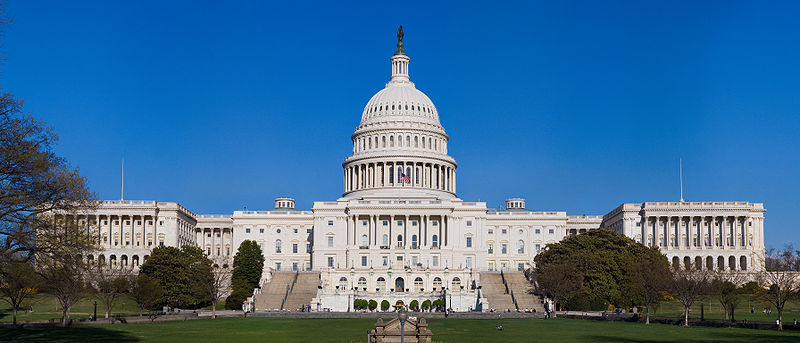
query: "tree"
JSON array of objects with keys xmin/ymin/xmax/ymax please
[
  {"xmin": 409, "ymin": 300, "xmax": 419, "ymax": 310},
  {"xmin": 139, "ymin": 246, "xmax": 213, "ymax": 309},
  {"xmin": 39, "ymin": 254, "xmax": 91, "ymax": 326},
  {"xmin": 369, "ymin": 299, "xmax": 378, "ymax": 311},
  {"xmin": 622, "ymin": 248, "xmax": 670, "ymax": 324},
  {"xmin": 89, "ymin": 265, "xmax": 131, "ymax": 319},
  {"xmin": 758, "ymin": 245, "xmax": 800, "ymax": 331},
  {"xmin": 709, "ymin": 270, "xmax": 748, "ymax": 322},
  {"xmin": 225, "ymin": 240, "xmax": 264, "ymax": 310},
  {"xmin": 130, "ymin": 274, "xmax": 163, "ymax": 316},
  {"xmin": 534, "ymin": 262, "xmax": 583, "ymax": 317},
  {"xmin": 669, "ymin": 262, "xmax": 710, "ymax": 326},
  {"xmin": 381, "ymin": 300, "xmax": 390, "ymax": 311},
  {"xmin": 533, "ymin": 228, "xmax": 667, "ymax": 311},
  {"xmin": 0, "ymin": 258, "xmax": 40, "ymax": 325},
  {"xmin": 421, "ymin": 299, "xmax": 430, "ymax": 312},
  {"xmin": 201, "ymin": 266, "xmax": 230, "ymax": 319}
]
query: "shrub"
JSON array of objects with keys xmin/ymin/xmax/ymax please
[
  {"xmin": 409, "ymin": 300, "xmax": 419, "ymax": 310},
  {"xmin": 421, "ymin": 300, "xmax": 431, "ymax": 311},
  {"xmin": 381, "ymin": 300, "xmax": 390, "ymax": 311},
  {"xmin": 369, "ymin": 299, "xmax": 378, "ymax": 311}
]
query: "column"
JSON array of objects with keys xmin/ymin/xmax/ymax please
[
  {"xmin": 389, "ymin": 215, "xmax": 394, "ymax": 247},
  {"xmin": 423, "ymin": 215, "xmax": 428, "ymax": 247},
  {"xmin": 403, "ymin": 215, "xmax": 408, "ymax": 247}
]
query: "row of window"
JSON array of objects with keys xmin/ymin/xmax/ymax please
[
  {"xmin": 244, "ymin": 227, "xmax": 311, "ymax": 234},
  {"xmin": 353, "ymin": 133, "xmax": 445, "ymax": 154},
  {"xmin": 487, "ymin": 228, "xmax": 555, "ymax": 235}
]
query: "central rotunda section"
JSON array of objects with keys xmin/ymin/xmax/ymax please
[{"xmin": 342, "ymin": 29, "xmax": 457, "ymax": 199}]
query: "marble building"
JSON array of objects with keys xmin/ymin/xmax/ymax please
[{"xmin": 70, "ymin": 29, "xmax": 766, "ymax": 312}]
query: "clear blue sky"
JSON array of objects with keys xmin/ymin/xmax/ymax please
[{"xmin": 3, "ymin": 1, "xmax": 798, "ymax": 248}]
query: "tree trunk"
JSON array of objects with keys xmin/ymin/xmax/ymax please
[
  {"xmin": 13, "ymin": 307, "xmax": 17, "ymax": 325},
  {"xmin": 645, "ymin": 305, "xmax": 650, "ymax": 325},
  {"xmin": 105, "ymin": 308, "xmax": 110, "ymax": 319},
  {"xmin": 778, "ymin": 308, "xmax": 783, "ymax": 331},
  {"xmin": 212, "ymin": 300, "xmax": 217, "ymax": 319},
  {"xmin": 683, "ymin": 307, "xmax": 689, "ymax": 326}
]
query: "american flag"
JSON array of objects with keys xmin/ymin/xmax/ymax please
[{"xmin": 400, "ymin": 172, "xmax": 411, "ymax": 184}]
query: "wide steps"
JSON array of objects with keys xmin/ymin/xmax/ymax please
[
  {"xmin": 479, "ymin": 272, "xmax": 515, "ymax": 311},
  {"xmin": 282, "ymin": 273, "xmax": 320, "ymax": 310},
  {"xmin": 254, "ymin": 272, "xmax": 296, "ymax": 311}
]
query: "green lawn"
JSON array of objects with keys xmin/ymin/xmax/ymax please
[
  {"xmin": 0, "ymin": 294, "xmax": 142, "ymax": 323},
  {"xmin": 1, "ymin": 317, "xmax": 799, "ymax": 343},
  {"xmin": 651, "ymin": 296, "xmax": 800, "ymax": 322}
]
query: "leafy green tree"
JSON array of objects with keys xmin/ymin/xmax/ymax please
[
  {"xmin": 421, "ymin": 299, "xmax": 431, "ymax": 311},
  {"xmin": 226, "ymin": 240, "xmax": 265, "ymax": 310},
  {"xmin": 534, "ymin": 228, "xmax": 668, "ymax": 311},
  {"xmin": 381, "ymin": 300, "xmax": 390, "ymax": 311},
  {"xmin": 368, "ymin": 299, "xmax": 378, "ymax": 311},
  {"xmin": 130, "ymin": 274, "xmax": 163, "ymax": 316},
  {"xmin": 409, "ymin": 300, "xmax": 419, "ymax": 310},
  {"xmin": 0, "ymin": 258, "xmax": 41, "ymax": 325},
  {"xmin": 139, "ymin": 246, "xmax": 213, "ymax": 309}
]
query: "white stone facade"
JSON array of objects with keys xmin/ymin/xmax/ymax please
[{"xmin": 67, "ymin": 32, "xmax": 766, "ymax": 311}]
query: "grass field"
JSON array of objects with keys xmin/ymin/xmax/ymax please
[
  {"xmin": 1, "ymin": 317, "xmax": 800, "ymax": 343},
  {"xmin": 4, "ymin": 294, "xmax": 798, "ymax": 324}
]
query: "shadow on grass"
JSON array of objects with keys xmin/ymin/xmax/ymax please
[
  {"xmin": 0, "ymin": 326, "xmax": 139, "ymax": 343},
  {"xmin": 586, "ymin": 331, "xmax": 798, "ymax": 343}
]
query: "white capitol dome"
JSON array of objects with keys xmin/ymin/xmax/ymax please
[{"xmin": 343, "ymin": 27, "xmax": 457, "ymax": 199}]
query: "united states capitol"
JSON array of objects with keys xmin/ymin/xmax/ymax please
[{"xmin": 65, "ymin": 30, "xmax": 766, "ymax": 312}]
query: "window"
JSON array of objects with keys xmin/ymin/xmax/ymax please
[
  {"xmin": 501, "ymin": 229, "xmax": 507, "ymax": 234},
  {"xmin": 159, "ymin": 242, "xmax": 164, "ymax": 247},
  {"xmin": 327, "ymin": 257, "xmax": 334, "ymax": 268},
  {"xmin": 292, "ymin": 263, "xmax": 298, "ymax": 271},
  {"xmin": 275, "ymin": 240, "xmax": 282, "ymax": 253},
  {"xmin": 412, "ymin": 221, "xmax": 417, "ymax": 226},
  {"xmin": 432, "ymin": 235, "xmax": 438, "ymax": 247},
  {"xmin": 397, "ymin": 220, "xmax": 403, "ymax": 226},
  {"xmin": 277, "ymin": 229, "xmax": 281, "ymax": 233},
  {"xmin": 548, "ymin": 228, "xmax": 554, "ymax": 234},
  {"xmin": 361, "ymin": 256, "xmax": 368, "ymax": 267},
  {"xmin": 466, "ymin": 257, "xmax": 473, "ymax": 268},
  {"xmin": 501, "ymin": 244, "xmax": 507, "ymax": 254},
  {"xmin": 275, "ymin": 262, "xmax": 281, "ymax": 271},
  {"xmin": 328, "ymin": 220, "xmax": 334, "ymax": 226},
  {"xmin": 535, "ymin": 244, "xmax": 541, "ymax": 253},
  {"xmin": 383, "ymin": 220, "xmax": 388, "ymax": 226},
  {"xmin": 488, "ymin": 243, "xmax": 494, "ymax": 254},
  {"xmin": 216, "ymin": 233, "xmax": 221, "ymax": 237},
  {"xmin": 293, "ymin": 228, "xmax": 298, "ymax": 233},
  {"xmin": 362, "ymin": 221, "xmax": 368, "ymax": 226},
  {"xmin": 246, "ymin": 228, "xmax": 251, "ymax": 233},
  {"xmin": 466, "ymin": 220, "xmax": 472, "ymax": 226},
  {"xmin": 361, "ymin": 235, "xmax": 368, "ymax": 247},
  {"xmin": 307, "ymin": 229, "xmax": 312, "ymax": 233},
  {"xmin": 411, "ymin": 235, "xmax": 418, "ymax": 248},
  {"xmin": 327, "ymin": 236, "xmax": 334, "ymax": 247},
  {"xmin": 292, "ymin": 243, "xmax": 298, "ymax": 253},
  {"xmin": 382, "ymin": 234, "xmax": 388, "ymax": 246},
  {"xmin": 259, "ymin": 228, "xmax": 264, "ymax": 233},
  {"xmin": 466, "ymin": 237, "xmax": 472, "ymax": 248},
  {"xmin": 358, "ymin": 277, "xmax": 367, "ymax": 288},
  {"xmin": 432, "ymin": 256, "xmax": 439, "ymax": 267},
  {"xmin": 382, "ymin": 256, "xmax": 388, "ymax": 266},
  {"xmin": 307, "ymin": 243, "xmax": 312, "ymax": 253},
  {"xmin": 432, "ymin": 221, "xmax": 438, "ymax": 226},
  {"xmin": 518, "ymin": 263, "xmax": 525, "ymax": 271},
  {"xmin": 517, "ymin": 240, "xmax": 525, "ymax": 254},
  {"xmin": 412, "ymin": 255, "xmax": 418, "ymax": 266},
  {"xmin": 488, "ymin": 229, "xmax": 494, "ymax": 234}
]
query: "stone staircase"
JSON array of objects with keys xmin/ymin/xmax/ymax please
[
  {"xmin": 282, "ymin": 272, "xmax": 320, "ymax": 311},
  {"xmin": 254, "ymin": 272, "xmax": 320, "ymax": 311},
  {"xmin": 479, "ymin": 272, "xmax": 516, "ymax": 311},
  {"xmin": 504, "ymin": 272, "xmax": 545, "ymax": 312}
]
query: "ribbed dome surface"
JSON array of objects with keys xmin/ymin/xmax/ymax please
[{"xmin": 360, "ymin": 82, "xmax": 441, "ymax": 127}]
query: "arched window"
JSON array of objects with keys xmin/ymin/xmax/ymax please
[
  {"xmin": 396, "ymin": 235, "xmax": 403, "ymax": 247},
  {"xmin": 414, "ymin": 136, "xmax": 418, "ymax": 147},
  {"xmin": 432, "ymin": 235, "xmax": 438, "ymax": 247},
  {"xmin": 338, "ymin": 277, "xmax": 348, "ymax": 289},
  {"xmin": 382, "ymin": 136, "xmax": 386, "ymax": 148},
  {"xmin": 432, "ymin": 277, "xmax": 442, "ymax": 289},
  {"xmin": 740, "ymin": 256, "xmax": 748, "ymax": 271},
  {"xmin": 275, "ymin": 239, "xmax": 282, "ymax": 253},
  {"xmin": 451, "ymin": 277, "xmax": 461, "ymax": 289},
  {"xmin": 411, "ymin": 235, "xmax": 418, "ymax": 248},
  {"xmin": 390, "ymin": 136, "xmax": 394, "ymax": 147},
  {"xmin": 382, "ymin": 234, "xmax": 388, "ymax": 247},
  {"xmin": 389, "ymin": 167, "xmax": 394, "ymax": 184},
  {"xmin": 377, "ymin": 277, "xmax": 386, "ymax": 291},
  {"xmin": 729, "ymin": 256, "xmax": 736, "ymax": 271},
  {"xmin": 517, "ymin": 240, "xmax": 525, "ymax": 254},
  {"xmin": 406, "ymin": 135, "xmax": 410, "ymax": 147},
  {"xmin": 414, "ymin": 277, "xmax": 423, "ymax": 291},
  {"xmin": 358, "ymin": 277, "xmax": 367, "ymax": 287},
  {"xmin": 397, "ymin": 135, "xmax": 402, "ymax": 147},
  {"xmin": 362, "ymin": 234, "xmax": 368, "ymax": 247}
]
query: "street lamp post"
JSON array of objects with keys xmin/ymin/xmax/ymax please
[
  {"xmin": 93, "ymin": 300, "xmax": 97, "ymax": 321},
  {"xmin": 398, "ymin": 307, "xmax": 408, "ymax": 343}
]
